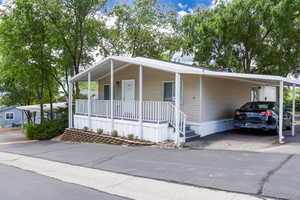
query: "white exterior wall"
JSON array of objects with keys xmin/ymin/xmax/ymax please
[
  {"xmin": 189, "ymin": 119, "xmax": 234, "ymax": 137},
  {"xmin": 258, "ymin": 86, "xmax": 277, "ymax": 101},
  {"xmin": 201, "ymin": 76, "xmax": 257, "ymax": 122},
  {"xmin": 74, "ymin": 115, "xmax": 174, "ymax": 143}
]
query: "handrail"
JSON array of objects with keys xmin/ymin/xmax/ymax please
[{"xmin": 75, "ymin": 99, "xmax": 186, "ymax": 141}]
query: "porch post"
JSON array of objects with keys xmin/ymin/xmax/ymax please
[
  {"xmin": 110, "ymin": 59, "xmax": 114, "ymax": 132},
  {"xmin": 88, "ymin": 71, "xmax": 91, "ymax": 130},
  {"xmin": 292, "ymin": 83, "xmax": 296, "ymax": 136},
  {"xmin": 139, "ymin": 64, "xmax": 143, "ymax": 139},
  {"xmin": 175, "ymin": 72, "xmax": 181, "ymax": 146},
  {"xmin": 279, "ymin": 80, "xmax": 284, "ymax": 143},
  {"xmin": 68, "ymin": 80, "xmax": 73, "ymax": 128}
]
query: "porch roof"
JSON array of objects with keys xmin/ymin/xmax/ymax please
[{"xmin": 70, "ymin": 56, "xmax": 300, "ymax": 87}]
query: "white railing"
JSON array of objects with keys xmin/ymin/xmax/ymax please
[{"xmin": 75, "ymin": 99, "xmax": 186, "ymax": 136}]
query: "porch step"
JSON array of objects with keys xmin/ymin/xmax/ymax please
[{"xmin": 180, "ymin": 125, "xmax": 200, "ymax": 142}]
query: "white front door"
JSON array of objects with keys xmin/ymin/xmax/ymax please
[{"xmin": 122, "ymin": 80, "xmax": 135, "ymax": 101}]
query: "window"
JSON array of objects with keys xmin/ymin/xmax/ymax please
[
  {"xmin": 104, "ymin": 85, "xmax": 110, "ymax": 100},
  {"xmin": 5, "ymin": 112, "xmax": 14, "ymax": 120},
  {"xmin": 163, "ymin": 82, "xmax": 174, "ymax": 101},
  {"xmin": 163, "ymin": 81, "xmax": 183, "ymax": 103}
]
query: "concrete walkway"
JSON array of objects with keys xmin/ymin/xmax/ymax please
[{"xmin": 0, "ymin": 151, "xmax": 273, "ymax": 200}]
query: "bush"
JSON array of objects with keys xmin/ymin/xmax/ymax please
[
  {"xmin": 83, "ymin": 126, "xmax": 89, "ymax": 131},
  {"xmin": 25, "ymin": 119, "xmax": 67, "ymax": 140},
  {"xmin": 127, "ymin": 134, "xmax": 134, "ymax": 140},
  {"xmin": 96, "ymin": 128, "xmax": 103, "ymax": 134},
  {"xmin": 111, "ymin": 130, "xmax": 118, "ymax": 137}
]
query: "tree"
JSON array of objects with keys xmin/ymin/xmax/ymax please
[
  {"xmin": 180, "ymin": 0, "xmax": 300, "ymax": 76},
  {"xmin": 100, "ymin": 0, "xmax": 177, "ymax": 60},
  {"xmin": 38, "ymin": 0, "xmax": 108, "ymax": 96},
  {"xmin": 0, "ymin": 0, "xmax": 59, "ymax": 122}
]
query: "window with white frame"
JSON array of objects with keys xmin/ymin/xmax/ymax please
[
  {"xmin": 5, "ymin": 112, "xmax": 14, "ymax": 120},
  {"xmin": 163, "ymin": 81, "xmax": 183, "ymax": 103}
]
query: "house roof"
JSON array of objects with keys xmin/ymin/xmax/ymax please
[
  {"xmin": 17, "ymin": 102, "xmax": 67, "ymax": 112},
  {"xmin": 70, "ymin": 56, "xmax": 300, "ymax": 86},
  {"xmin": 0, "ymin": 105, "xmax": 18, "ymax": 113}
]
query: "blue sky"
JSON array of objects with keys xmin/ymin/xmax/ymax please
[
  {"xmin": 159, "ymin": 0, "xmax": 213, "ymax": 9},
  {"xmin": 107, "ymin": 0, "xmax": 213, "ymax": 13},
  {"xmin": 0, "ymin": 0, "xmax": 213, "ymax": 10}
]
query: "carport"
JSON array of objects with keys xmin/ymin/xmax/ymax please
[{"xmin": 201, "ymin": 70, "xmax": 300, "ymax": 144}]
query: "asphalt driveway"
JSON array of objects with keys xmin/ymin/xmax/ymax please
[
  {"xmin": 0, "ymin": 140, "xmax": 299, "ymax": 199},
  {"xmin": 187, "ymin": 125, "xmax": 300, "ymax": 154}
]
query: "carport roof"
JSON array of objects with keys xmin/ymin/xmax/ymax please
[{"xmin": 70, "ymin": 56, "xmax": 300, "ymax": 86}]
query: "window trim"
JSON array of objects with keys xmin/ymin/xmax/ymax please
[
  {"xmin": 162, "ymin": 81, "xmax": 184, "ymax": 103},
  {"xmin": 5, "ymin": 112, "xmax": 14, "ymax": 120},
  {"xmin": 103, "ymin": 84, "xmax": 110, "ymax": 100}
]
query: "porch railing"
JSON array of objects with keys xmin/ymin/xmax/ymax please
[{"xmin": 75, "ymin": 99, "xmax": 186, "ymax": 136}]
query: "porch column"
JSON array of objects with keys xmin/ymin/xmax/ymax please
[
  {"xmin": 110, "ymin": 59, "xmax": 114, "ymax": 132},
  {"xmin": 139, "ymin": 65, "xmax": 143, "ymax": 139},
  {"xmin": 279, "ymin": 80, "xmax": 284, "ymax": 143},
  {"xmin": 292, "ymin": 83, "xmax": 296, "ymax": 136},
  {"xmin": 175, "ymin": 72, "xmax": 181, "ymax": 146},
  {"xmin": 88, "ymin": 72, "xmax": 91, "ymax": 130},
  {"xmin": 68, "ymin": 80, "xmax": 73, "ymax": 128}
]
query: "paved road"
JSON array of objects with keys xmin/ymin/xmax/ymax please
[
  {"xmin": 0, "ymin": 163, "xmax": 128, "ymax": 200},
  {"xmin": 0, "ymin": 141, "xmax": 299, "ymax": 200},
  {"xmin": 0, "ymin": 128, "xmax": 27, "ymax": 143}
]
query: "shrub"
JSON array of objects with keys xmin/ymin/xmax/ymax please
[
  {"xmin": 127, "ymin": 134, "xmax": 134, "ymax": 140},
  {"xmin": 83, "ymin": 126, "xmax": 89, "ymax": 131},
  {"xmin": 111, "ymin": 130, "xmax": 118, "ymax": 137},
  {"xmin": 96, "ymin": 128, "xmax": 103, "ymax": 134},
  {"xmin": 25, "ymin": 119, "xmax": 67, "ymax": 140}
]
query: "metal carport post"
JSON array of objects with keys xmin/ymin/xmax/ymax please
[
  {"xmin": 279, "ymin": 80, "xmax": 284, "ymax": 144},
  {"xmin": 279, "ymin": 80, "xmax": 297, "ymax": 144}
]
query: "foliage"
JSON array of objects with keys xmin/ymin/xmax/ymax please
[
  {"xmin": 37, "ymin": 0, "xmax": 109, "ymax": 96},
  {"xmin": 101, "ymin": 0, "xmax": 177, "ymax": 59},
  {"xmin": 25, "ymin": 119, "xmax": 67, "ymax": 140},
  {"xmin": 96, "ymin": 128, "xmax": 103, "ymax": 134},
  {"xmin": 111, "ymin": 130, "xmax": 118, "ymax": 137},
  {"xmin": 180, "ymin": 0, "xmax": 300, "ymax": 76},
  {"xmin": 83, "ymin": 126, "xmax": 89, "ymax": 131},
  {"xmin": 0, "ymin": 0, "xmax": 60, "ymax": 122}
]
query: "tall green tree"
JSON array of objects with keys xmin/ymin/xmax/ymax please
[
  {"xmin": 0, "ymin": 0, "xmax": 59, "ymax": 122},
  {"xmin": 100, "ymin": 0, "xmax": 177, "ymax": 60},
  {"xmin": 180, "ymin": 0, "xmax": 300, "ymax": 76},
  {"xmin": 38, "ymin": 0, "xmax": 108, "ymax": 96}
]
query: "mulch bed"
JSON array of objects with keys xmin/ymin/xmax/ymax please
[{"xmin": 60, "ymin": 128, "xmax": 156, "ymax": 146}]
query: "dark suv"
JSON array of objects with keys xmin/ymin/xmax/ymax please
[{"xmin": 234, "ymin": 101, "xmax": 292, "ymax": 133}]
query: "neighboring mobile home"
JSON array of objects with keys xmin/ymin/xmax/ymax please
[
  {"xmin": 0, "ymin": 105, "xmax": 23, "ymax": 128},
  {"xmin": 69, "ymin": 56, "xmax": 300, "ymax": 145}
]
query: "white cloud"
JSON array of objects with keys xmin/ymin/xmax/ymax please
[
  {"xmin": 178, "ymin": 3, "xmax": 188, "ymax": 9},
  {"xmin": 209, "ymin": 0, "xmax": 232, "ymax": 9},
  {"xmin": 177, "ymin": 10, "xmax": 188, "ymax": 17},
  {"xmin": 187, "ymin": 8, "xmax": 194, "ymax": 14}
]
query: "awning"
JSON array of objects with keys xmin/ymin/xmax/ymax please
[{"xmin": 17, "ymin": 102, "xmax": 67, "ymax": 112}]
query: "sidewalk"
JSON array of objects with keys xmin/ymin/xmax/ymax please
[{"xmin": 0, "ymin": 151, "xmax": 274, "ymax": 200}]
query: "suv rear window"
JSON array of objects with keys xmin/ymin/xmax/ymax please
[{"xmin": 241, "ymin": 102, "xmax": 275, "ymax": 111}]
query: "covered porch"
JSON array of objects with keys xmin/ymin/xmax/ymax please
[{"xmin": 69, "ymin": 57, "xmax": 188, "ymax": 145}]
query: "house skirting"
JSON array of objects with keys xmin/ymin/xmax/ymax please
[
  {"xmin": 74, "ymin": 115, "xmax": 174, "ymax": 143},
  {"xmin": 189, "ymin": 119, "xmax": 234, "ymax": 137}
]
